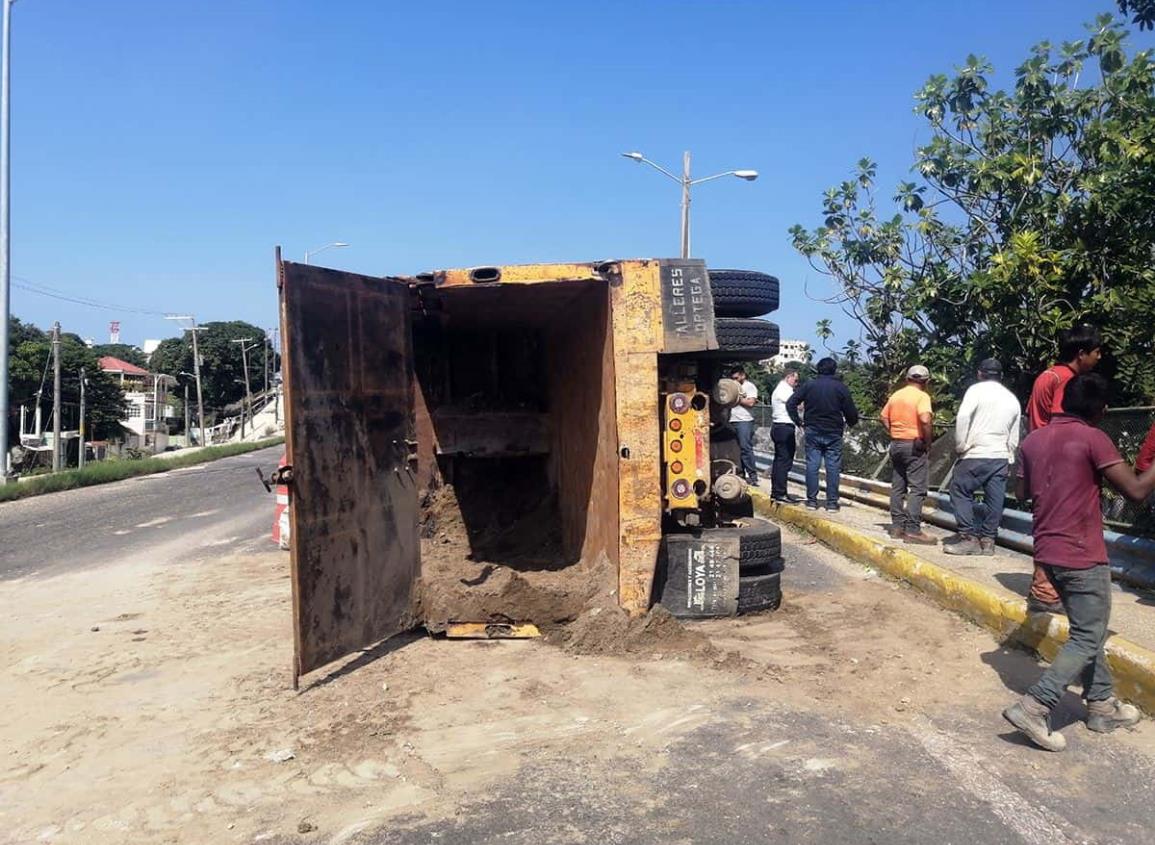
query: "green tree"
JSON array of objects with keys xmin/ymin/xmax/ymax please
[
  {"xmin": 90, "ymin": 343, "xmax": 148, "ymax": 368},
  {"xmin": 790, "ymin": 15, "xmax": 1155, "ymax": 409},
  {"xmin": 1119, "ymin": 0, "xmax": 1155, "ymax": 30},
  {"xmin": 5, "ymin": 317, "xmax": 127, "ymax": 447},
  {"xmin": 148, "ymin": 321, "xmax": 273, "ymax": 414}
]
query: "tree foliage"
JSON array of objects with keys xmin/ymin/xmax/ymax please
[
  {"xmin": 148, "ymin": 320, "xmax": 274, "ymax": 414},
  {"xmin": 90, "ymin": 343, "xmax": 148, "ymax": 368},
  {"xmin": 790, "ymin": 15, "xmax": 1155, "ymax": 410},
  {"xmin": 5, "ymin": 317, "xmax": 128, "ymax": 446},
  {"xmin": 1119, "ymin": 0, "xmax": 1155, "ymax": 30}
]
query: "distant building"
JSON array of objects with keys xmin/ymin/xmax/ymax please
[
  {"xmin": 99, "ymin": 356, "xmax": 176, "ymax": 453},
  {"xmin": 766, "ymin": 339, "xmax": 811, "ymax": 369},
  {"xmin": 142, "ymin": 339, "xmax": 163, "ymax": 358}
]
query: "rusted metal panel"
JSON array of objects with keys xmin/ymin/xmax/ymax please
[
  {"xmin": 280, "ymin": 261, "xmax": 420, "ymax": 684},
  {"xmin": 431, "ymin": 410, "xmax": 549, "ymax": 456},
  {"xmin": 429, "ymin": 262, "xmax": 603, "ymax": 288},
  {"xmin": 611, "ymin": 260, "xmax": 665, "ymax": 614}
]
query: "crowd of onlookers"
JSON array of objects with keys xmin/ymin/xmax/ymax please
[{"xmin": 734, "ymin": 326, "xmax": 1155, "ymax": 752}]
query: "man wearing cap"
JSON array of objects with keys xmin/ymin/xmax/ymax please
[
  {"xmin": 881, "ymin": 365, "xmax": 936, "ymax": 543},
  {"xmin": 944, "ymin": 359, "xmax": 1021, "ymax": 556}
]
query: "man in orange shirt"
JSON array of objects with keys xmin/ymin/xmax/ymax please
[
  {"xmin": 881, "ymin": 365, "xmax": 936, "ymax": 544},
  {"xmin": 1025, "ymin": 325, "xmax": 1102, "ymax": 613}
]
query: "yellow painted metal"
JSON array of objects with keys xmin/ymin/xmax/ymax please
[
  {"xmin": 432, "ymin": 263, "xmax": 604, "ymax": 288},
  {"xmin": 445, "ymin": 622, "xmax": 542, "ymax": 639},
  {"xmin": 662, "ymin": 392, "xmax": 705, "ymax": 510},
  {"xmin": 611, "ymin": 260, "xmax": 665, "ymax": 614}
]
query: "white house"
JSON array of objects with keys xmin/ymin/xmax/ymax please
[
  {"xmin": 99, "ymin": 356, "xmax": 177, "ymax": 453},
  {"xmin": 767, "ymin": 339, "xmax": 811, "ymax": 369}
]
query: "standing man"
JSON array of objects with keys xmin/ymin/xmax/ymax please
[
  {"xmin": 1003, "ymin": 374, "xmax": 1152, "ymax": 751},
  {"xmin": 729, "ymin": 367, "xmax": 760, "ymax": 486},
  {"xmin": 881, "ymin": 365, "xmax": 936, "ymax": 544},
  {"xmin": 786, "ymin": 357, "xmax": 859, "ymax": 511},
  {"xmin": 1025, "ymin": 325, "xmax": 1103, "ymax": 613},
  {"xmin": 944, "ymin": 359, "xmax": 1021, "ymax": 556},
  {"xmin": 769, "ymin": 369, "xmax": 801, "ymax": 503}
]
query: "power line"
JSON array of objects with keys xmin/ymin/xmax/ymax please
[{"xmin": 11, "ymin": 274, "xmax": 172, "ymax": 317}]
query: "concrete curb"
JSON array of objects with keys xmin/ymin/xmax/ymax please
[{"xmin": 753, "ymin": 491, "xmax": 1155, "ymax": 715}]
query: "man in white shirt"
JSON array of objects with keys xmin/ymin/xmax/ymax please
[
  {"xmin": 729, "ymin": 367, "xmax": 760, "ymax": 484},
  {"xmin": 945, "ymin": 358, "xmax": 1021, "ymax": 556},
  {"xmin": 769, "ymin": 369, "xmax": 801, "ymax": 501}
]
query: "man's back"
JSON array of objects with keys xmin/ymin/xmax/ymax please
[
  {"xmin": 881, "ymin": 384, "xmax": 931, "ymax": 441},
  {"xmin": 1027, "ymin": 364, "xmax": 1076, "ymax": 431},
  {"xmin": 1020, "ymin": 415, "xmax": 1122, "ymax": 567},
  {"xmin": 786, "ymin": 375, "xmax": 858, "ymax": 433},
  {"xmin": 957, "ymin": 380, "xmax": 1021, "ymax": 460}
]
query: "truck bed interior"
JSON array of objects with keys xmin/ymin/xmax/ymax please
[{"xmin": 411, "ymin": 279, "xmax": 620, "ymax": 626}]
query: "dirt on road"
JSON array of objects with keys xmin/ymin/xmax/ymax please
[{"xmin": 3, "ymin": 525, "xmax": 1155, "ymax": 845}]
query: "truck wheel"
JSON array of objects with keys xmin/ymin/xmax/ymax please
[
  {"xmin": 710, "ymin": 318, "xmax": 780, "ymax": 360},
  {"xmin": 699, "ymin": 521, "xmax": 782, "ymax": 573},
  {"xmin": 708, "ymin": 270, "xmax": 780, "ymax": 317},
  {"xmin": 738, "ymin": 570, "xmax": 782, "ymax": 614}
]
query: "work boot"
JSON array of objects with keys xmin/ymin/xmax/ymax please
[
  {"xmin": 1003, "ymin": 696, "xmax": 1066, "ymax": 752},
  {"xmin": 1027, "ymin": 596, "xmax": 1066, "ymax": 615},
  {"xmin": 1085, "ymin": 697, "xmax": 1141, "ymax": 733},
  {"xmin": 978, "ymin": 537, "xmax": 996, "ymax": 555},
  {"xmin": 887, "ymin": 525, "xmax": 905, "ymax": 539},
  {"xmin": 942, "ymin": 533, "xmax": 966, "ymax": 545},
  {"xmin": 943, "ymin": 535, "xmax": 980, "ymax": 555},
  {"xmin": 903, "ymin": 530, "xmax": 937, "ymax": 545}
]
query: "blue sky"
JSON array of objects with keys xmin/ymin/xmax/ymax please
[{"xmin": 7, "ymin": 1, "xmax": 1151, "ymax": 349}]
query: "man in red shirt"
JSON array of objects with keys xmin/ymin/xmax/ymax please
[
  {"xmin": 1025, "ymin": 326, "xmax": 1103, "ymax": 613},
  {"xmin": 1004, "ymin": 374, "xmax": 1155, "ymax": 751},
  {"xmin": 1137, "ymin": 420, "xmax": 1155, "ymax": 474}
]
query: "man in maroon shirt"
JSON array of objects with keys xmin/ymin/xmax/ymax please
[
  {"xmin": 1025, "ymin": 325, "xmax": 1102, "ymax": 613},
  {"xmin": 1004, "ymin": 374, "xmax": 1155, "ymax": 751}
]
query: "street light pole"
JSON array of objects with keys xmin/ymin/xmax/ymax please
[
  {"xmin": 0, "ymin": 0, "xmax": 15, "ymax": 481},
  {"xmin": 621, "ymin": 150, "xmax": 758, "ymax": 259},
  {"xmin": 78, "ymin": 367, "xmax": 86, "ymax": 470},
  {"xmin": 231, "ymin": 337, "xmax": 255, "ymax": 439},
  {"xmin": 165, "ymin": 315, "xmax": 207, "ymax": 448},
  {"xmin": 303, "ymin": 241, "xmax": 348, "ymax": 265}
]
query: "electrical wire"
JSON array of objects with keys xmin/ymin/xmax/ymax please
[{"xmin": 11, "ymin": 275, "xmax": 172, "ymax": 317}]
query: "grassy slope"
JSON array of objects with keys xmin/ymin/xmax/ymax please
[{"xmin": 0, "ymin": 438, "xmax": 285, "ymax": 503}]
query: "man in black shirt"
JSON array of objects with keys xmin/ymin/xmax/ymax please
[{"xmin": 785, "ymin": 357, "xmax": 860, "ymax": 510}]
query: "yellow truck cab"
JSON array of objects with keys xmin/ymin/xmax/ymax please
[{"xmin": 277, "ymin": 255, "xmax": 782, "ymax": 684}]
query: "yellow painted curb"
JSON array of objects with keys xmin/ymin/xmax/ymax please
[{"xmin": 753, "ymin": 491, "xmax": 1155, "ymax": 715}]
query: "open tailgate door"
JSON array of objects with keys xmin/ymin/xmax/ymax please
[{"xmin": 279, "ymin": 259, "xmax": 420, "ymax": 685}]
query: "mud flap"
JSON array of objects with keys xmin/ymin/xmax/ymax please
[{"xmin": 655, "ymin": 533, "xmax": 741, "ymax": 618}]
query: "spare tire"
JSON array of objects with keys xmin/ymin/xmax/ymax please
[
  {"xmin": 708, "ymin": 270, "xmax": 780, "ymax": 317},
  {"xmin": 738, "ymin": 570, "xmax": 782, "ymax": 614},
  {"xmin": 709, "ymin": 318, "xmax": 780, "ymax": 360},
  {"xmin": 699, "ymin": 521, "xmax": 782, "ymax": 573}
]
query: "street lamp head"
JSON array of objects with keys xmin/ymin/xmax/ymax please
[
  {"xmin": 733, "ymin": 170, "xmax": 759, "ymax": 181},
  {"xmin": 332, "ymin": 242, "xmax": 349, "ymax": 248},
  {"xmin": 622, "ymin": 151, "xmax": 645, "ymax": 162}
]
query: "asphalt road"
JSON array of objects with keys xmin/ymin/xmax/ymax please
[
  {"xmin": 346, "ymin": 525, "xmax": 1155, "ymax": 845},
  {"xmin": 0, "ymin": 446, "xmax": 283, "ymax": 580}
]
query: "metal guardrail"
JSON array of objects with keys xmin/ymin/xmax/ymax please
[
  {"xmin": 751, "ymin": 404, "xmax": 1155, "ymax": 538},
  {"xmin": 753, "ymin": 450, "xmax": 1155, "ymax": 592}
]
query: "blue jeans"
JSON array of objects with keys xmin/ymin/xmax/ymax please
[
  {"xmin": 734, "ymin": 420, "xmax": 757, "ymax": 480},
  {"xmin": 804, "ymin": 428, "xmax": 843, "ymax": 506},
  {"xmin": 949, "ymin": 458, "xmax": 1008, "ymax": 539},
  {"xmin": 1028, "ymin": 564, "xmax": 1114, "ymax": 709}
]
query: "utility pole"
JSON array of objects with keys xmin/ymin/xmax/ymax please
[
  {"xmin": 262, "ymin": 331, "xmax": 269, "ymax": 406},
  {"xmin": 0, "ymin": 0, "xmax": 16, "ymax": 482},
  {"xmin": 232, "ymin": 338, "xmax": 255, "ymax": 439},
  {"xmin": 183, "ymin": 382, "xmax": 190, "ymax": 446},
  {"xmin": 78, "ymin": 367, "xmax": 86, "ymax": 470},
  {"xmin": 165, "ymin": 315, "xmax": 207, "ymax": 448},
  {"xmin": 271, "ymin": 325, "xmax": 279, "ymax": 424},
  {"xmin": 51, "ymin": 321, "xmax": 61, "ymax": 472}
]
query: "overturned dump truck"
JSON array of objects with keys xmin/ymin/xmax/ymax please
[{"xmin": 277, "ymin": 255, "xmax": 784, "ymax": 684}]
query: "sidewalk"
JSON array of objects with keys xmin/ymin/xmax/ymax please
[{"xmin": 751, "ymin": 481, "xmax": 1155, "ymax": 712}]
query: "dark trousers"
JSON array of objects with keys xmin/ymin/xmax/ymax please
[
  {"xmin": 1028, "ymin": 564, "xmax": 1114, "ymax": 708},
  {"xmin": 770, "ymin": 423, "xmax": 796, "ymax": 498},
  {"xmin": 804, "ymin": 428, "xmax": 843, "ymax": 506},
  {"xmin": 734, "ymin": 420, "xmax": 757, "ymax": 480},
  {"xmin": 889, "ymin": 439, "xmax": 929, "ymax": 532},
  {"xmin": 949, "ymin": 458, "xmax": 1008, "ymax": 539}
]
